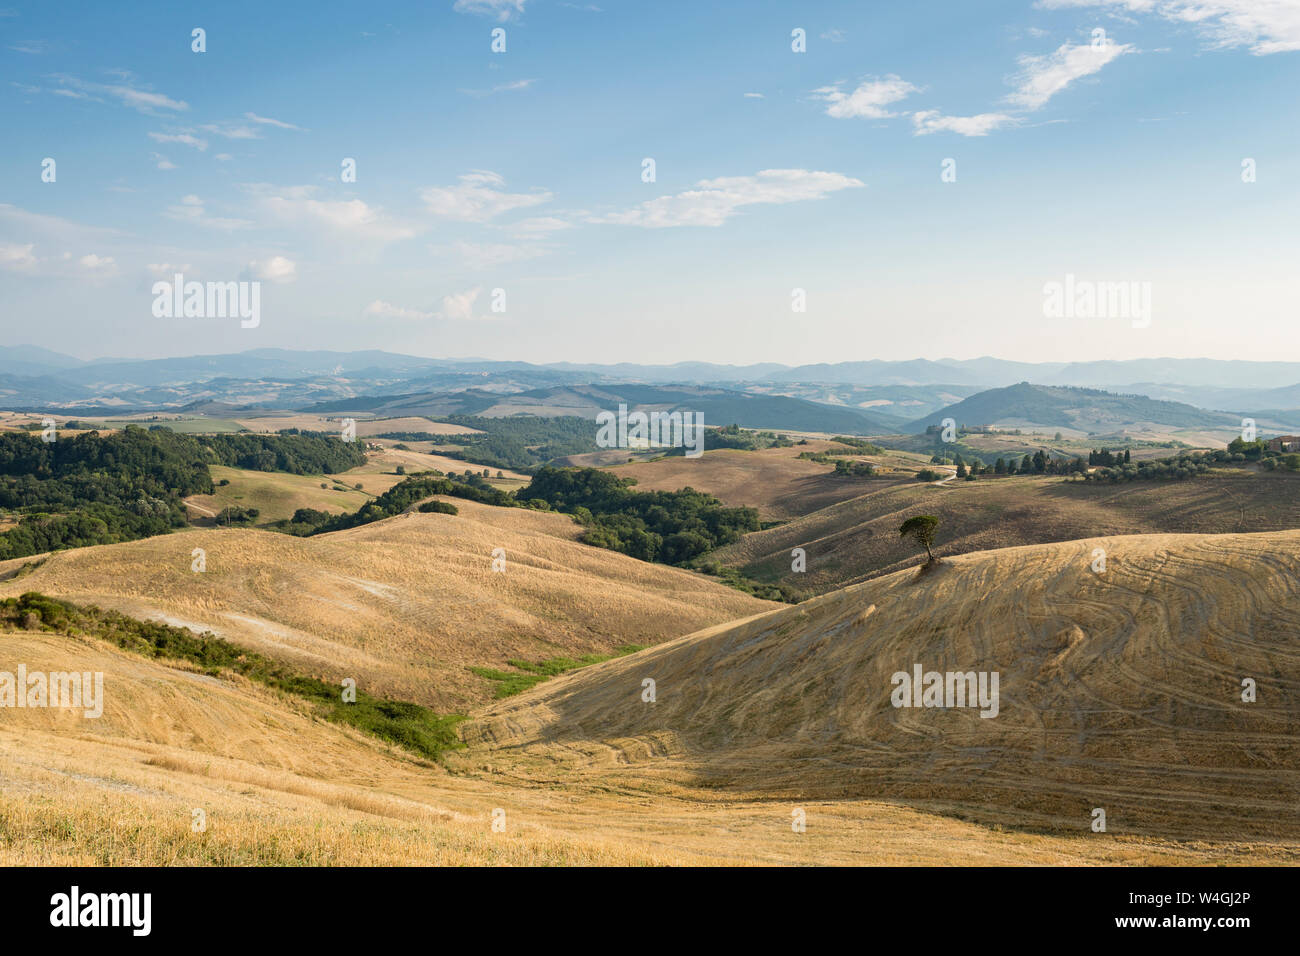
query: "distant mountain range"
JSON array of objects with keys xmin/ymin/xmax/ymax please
[
  {"xmin": 303, "ymin": 384, "xmax": 899, "ymax": 434},
  {"xmin": 2, "ymin": 346, "xmax": 1300, "ymax": 433}
]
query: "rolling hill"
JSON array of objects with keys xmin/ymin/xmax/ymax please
[
  {"xmin": 5, "ymin": 531, "xmax": 1297, "ymax": 864},
  {"xmin": 906, "ymin": 383, "xmax": 1240, "ymax": 434},
  {"xmin": 0, "ymin": 499, "xmax": 774, "ymax": 710},
  {"xmin": 711, "ymin": 470, "xmax": 1300, "ymax": 596},
  {"xmin": 463, "ymin": 531, "xmax": 1300, "ymax": 843}
]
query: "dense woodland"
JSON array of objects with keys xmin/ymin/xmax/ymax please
[
  {"xmin": 0, "ymin": 427, "xmax": 364, "ymax": 559},
  {"xmin": 516, "ymin": 466, "xmax": 761, "ymax": 564}
]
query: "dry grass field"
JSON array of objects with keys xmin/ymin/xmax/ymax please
[
  {"xmin": 464, "ymin": 530, "xmax": 1300, "ymax": 846},
  {"xmin": 715, "ymin": 471, "xmax": 1300, "ymax": 595},
  {"xmin": 3, "ymin": 531, "xmax": 1297, "ymax": 865},
  {"xmin": 0, "ymin": 500, "xmax": 773, "ymax": 709},
  {"xmin": 608, "ymin": 441, "xmax": 898, "ymax": 520}
]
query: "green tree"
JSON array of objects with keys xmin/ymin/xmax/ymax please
[{"xmin": 899, "ymin": 515, "xmax": 939, "ymax": 563}]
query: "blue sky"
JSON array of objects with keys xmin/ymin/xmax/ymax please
[{"xmin": 2, "ymin": 0, "xmax": 1298, "ymax": 365}]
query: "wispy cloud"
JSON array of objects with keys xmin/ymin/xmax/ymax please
[
  {"xmin": 813, "ymin": 75, "xmax": 920, "ymax": 119},
  {"xmin": 420, "ymin": 171, "xmax": 551, "ymax": 222},
  {"xmin": 244, "ymin": 111, "xmax": 307, "ymax": 131},
  {"xmin": 199, "ymin": 122, "xmax": 260, "ymax": 140},
  {"xmin": 365, "ymin": 300, "xmax": 435, "ymax": 321},
  {"xmin": 506, "ymin": 216, "xmax": 573, "ymax": 238},
  {"xmin": 249, "ymin": 184, "xmax": 418, "ymax": 242},
  {"xmin": 1005, "ymin": 38, "xmax": 1135, "ymax": 110},
  {"xmin": 9, "ymin": 39, "xmax": 47, "ymax": 54},
  {"xmin": 243, "ymin": 255, "xmax": 297, "ymax": 283},
  {"xmin": 912, "ymin": 110, "xmax": 1019, "ymax": 136},
  {"xmin": 440, "ymin": 287, "xmax": 491, "ymax": 321},
  {"xmin": 461, "ymin": 78, "xmax": 538, "ymax": 96},
  {"xmin": 591, "ymin": 169, "xmax": 864, "ymax": 229},
  {"xmin": 149, "ymin": 130, "xmax": 208, "ymax": 151},
  {"xmin": 453, "ymin": 0, "xmax": 527, "ymax": 21},
  {"xmin": 106, "ymin": 84, "xmax": 187, "ymax": 112},
  {"xmin": 1037, "ymin": 0, "xmax": 1300, "ymax": 55},
  {"xmin": 165, "ymin": 194, "xmax": 252, "ymax": 231},
  {"xmin": 433, "ymin": 239, "xmax": 548, "ymax": 269},
  {"xmin": 150, "ymin": 152, "xmax": 177, "ymax": 170},
  {"xmin": 0, "ymin": 242, "xmax": 38, "ymax": 273}
]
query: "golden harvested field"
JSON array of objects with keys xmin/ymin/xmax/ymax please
[
  {"xmin": 715, "ymin": 471, "xmax": 1300, "ymax": 595},
  {"xmin": 0, "ymin": 500, "xmax": 773, "ymax": 710},
  {"xmin": 465, "ymin": 531, "xmax": 1300, "ymax": 847},
  {"xmin": 607, "ymin": 442, "xmax": 887, "ymax": 520},
  {"xmin": 3, "ymin": 531, "xmax": 1297, "ymax": 865},
  {"xmin": 333, "ymin": 446, "xmax": 530, "ymax": 495}
]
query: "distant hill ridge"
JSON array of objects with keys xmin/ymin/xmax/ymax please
[{"xmin": 907, "ymin": 382, "xmax": 1241, "ymax": 433}]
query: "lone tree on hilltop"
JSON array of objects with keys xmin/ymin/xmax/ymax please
[{"xmin": 899, "ymin": 515, "xmax": 939, "ymax": 563}]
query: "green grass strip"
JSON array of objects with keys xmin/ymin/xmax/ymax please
[{"xmin": 0, "ymin": 591, "xmax": 465, "ymax": 763}]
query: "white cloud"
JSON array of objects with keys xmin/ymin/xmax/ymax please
[
  {"xmin": 0, "ymin": 203, "xmax": 125, "ymax": 244},
  {"xmin": 420, "ymin": 171, "xmax": 551, "ymax": 222},
  {"xmin": 506, "ymin": 216, "xmax": 572, "ymax": 238},
  {"xmin": 435, "ymin": 239, "xmax": 548, "ymax": 269},
  {"xmin": 813, "ymin": 75, "xmax": 919, "ymax": 119},
  {"xmin": 244, "ymin": 111, "xmax": 306, "ymax": 131},
  {"xmin": 440, "ymin": 287, "xmax": 485, "ymax": 321},
  {"xmin": 10, "ymin": 40, "xmax": 48, "ymax": 54},
  {"xmin": 1037, "ymin": 0, "xmax": 1300, "ymax": 54},
  {"xmin": 151, "ymin": 152, "xmax": 177, "ymax": 170},
  {"xmin": 77, "ymin": 253, "xmax": 115, "ymax": 274},
  {"xmin": 590, "ymin": 169, "xmax": 864, "ymax": 229},
  {"xmin": 243, "ymin": 256, "xmax": 297, "ymax": 283},
  {"xmin": 744, "ymin": 92, "xmax": 764, "ymax": 99},
  {"xmin": 105, "ymin": 84, "xmax": 187, "ymax": 112},
  {"xmin": 1006, "ymin": 38, "xmax": 1134, "ymax": 110},
  {"xmin": 0, "ymin": 242, "xmax": 37, "ymax": 272},
  {"xmin": 165, "ymin": 194, "xmax": 252, "ymax": 230},
  {"xmin": 199, "ymin": 123, "xmax": 260, "ymax": 140},
  {"xmin": 149, "ymin": 130, "xmax": 208, "ymax": 151},
  {"xmin": 912, "ymin": 110, "xmax": 1019, "ymax": 136},
  {"xmin": 453, "ymin": 0, "xmax": 527, "ymax": 21},
  {"xmin": 365, "ymin": 300, "xmax": 434, "ymax": 321},
  {"xmin": 147, "ymin": 263, "xmax": 192, "ymax": 277},
  {"xmin": 463, "ymin": 78, "xmax": 537, "ymax": 96},
  {"xmin": 214, "ymin": 153, "xmax": 233, "ymax": 162},
  {"xmin": 255, "ymin": 186, "xmax": 418, "ymax": 242},
  {"xmin": 820, "ymin": 28, "xmax": 848, "ymax": 42}
]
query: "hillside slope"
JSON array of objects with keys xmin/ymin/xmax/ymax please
[
  {"xmin": 0, "ymin": 499, "xmax": 773, "ymax": 709},
  {"xmin": 714, "ymin": 472, "xmax": 1300, "ymax": 595},
  {"xmin": 907, "ymin": 382, "xmax": 1239, "ymax": 433},
  {"xmin": 464, "ymin": 531, "xmax": 1300, "ymax": 841}
]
